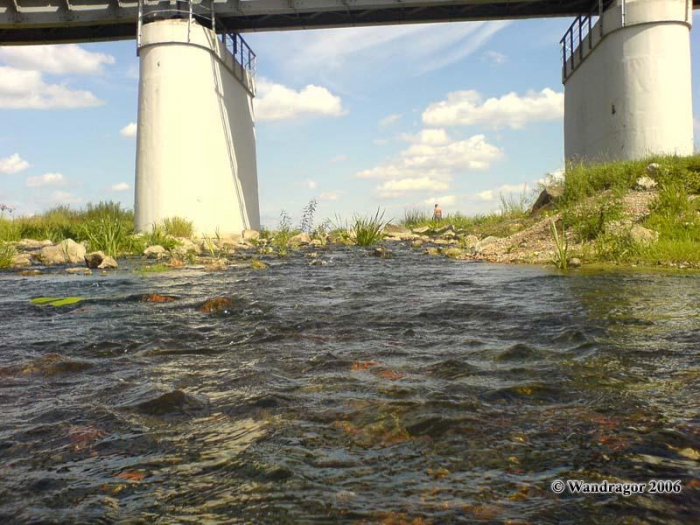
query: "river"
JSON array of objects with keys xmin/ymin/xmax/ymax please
[{"xmin": 1, "ymin": 245, "xmax": 699, "ymax": 523}]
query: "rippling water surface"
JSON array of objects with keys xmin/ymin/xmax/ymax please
[{"xmin": 1, "ymin": 245, "xmax": 699, "ymax": 524}]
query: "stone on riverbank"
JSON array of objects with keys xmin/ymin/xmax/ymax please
[
  {"xmin": 17, "ymin": 239, "xmax": 53, "ymax": 250},
  {"xmin": 144, "ymin": 245, "xmax": 166, "ymax": 259},
  {"xmin": 635, "ymin": 176, "xmax": 658, "ymax": 191},
  {"xmin": 475, "ymin": 236, "xmax": 500, "ymax": 253},
  {"xmin": 530, "ymin": 185, "xmax": 564, "ymax": 215},
  {"xmin": 289, "ymin": 232, "xmax": 311, "ymax": 245},
  {"xmin": 39, "ymin": 239, "xmax": 86, "ymax": 265},
  {"xmin": 629, "ymin": 225, "xmax": 659, "ymax": 245},
  {"xmin": 11, "ymin": 253, "xmax": 32, "ymax": 268},
  {"xmin": 384, "ymin": 224, "xmax": 411, "ymax": 236},
  {"xmin": 243, "ymin": 229, "xmax": 260, "ymax": 241}
]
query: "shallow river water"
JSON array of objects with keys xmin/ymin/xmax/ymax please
[{"xmin": 0, "ymin": 245, "xmax": 699, "ymax": 524}]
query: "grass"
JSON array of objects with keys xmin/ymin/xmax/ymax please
[
  {"xmin": 352, "ymin": 209, "xmax": 387, "ymax": 247},
  {"xmin": 162, "ymin": 217, "xmax": 194, "ymax": 238},
  {"xmin": 0, "ymin": 242, "xmax": 15, "ymax": 269},
  {"xmin": 550, "ymin": 218, "xmax": 568, "ymax": 270}
]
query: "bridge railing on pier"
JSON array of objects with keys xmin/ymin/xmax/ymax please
[
  {"xmin": 137, "ymin": 0, "xmax": 256, "ymax": 96},
  {"xmin": 560, "ymin": 0, "xmax": 604, "ymax": 82}
]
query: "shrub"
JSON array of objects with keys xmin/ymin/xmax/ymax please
[
  {"xmin": 353, "ymin": 209, "xmax": 386, "ymax": 247},
  {"xmin": 162, "ymin": 216, "xmax": 194, "ymax": 238}
]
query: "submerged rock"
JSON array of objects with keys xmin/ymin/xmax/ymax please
[
  {"xmin": 133, "ymin": 390, "xmax": 208, "ymax": 415},
  {"xmin": 198, "ymin": 296, "xmax": 233, "ymax": 313},
  {"xmin": 442, "ymin": 247, "xmax": 463, "ymax": 259},
  {"xmin": 204, "ymin": 258, "xmax": 228, "ymax": 271},
  {"xmin": 370, "ymin": 247, "xmax": 392, "ymax": 258},
  {"xmin": 39, "ymin": 239, "xmax": 86, "ymax": 265},
  {"xmin": 66, "ymin": 267, "xmax": 92, "ymax": 276},
  {"xmin": 98, "ymin": 256, "xmax": 118, "ymax": 269}
]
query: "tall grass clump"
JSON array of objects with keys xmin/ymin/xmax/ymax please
[
  {"xmin": 162, "ymin": 217, "xmax": 194, "ymax": 238},
  {"xmin": 144, "ymin": 224, "xmax": 180, "ymax": 251},
  {"xmin": 352, "ymin": 209, "xmax": 387, "ymax": 246},
  {"xmin": 0, "ymin": 242, "xmax": 15, "ymax": 269},
  {"xmin": 272, "ymin": 211, "xmax": 295, "ymax": 256},
  {"xmin": 402, "ymin": 208, "xmax": 430, "ymax": 229},
  {"xmin": 550, "ymin": 218, "xmax": 568, "ymax": 270},
  {"xmin": 299, "ymin": 199, "xmax": 317, "ymax": 234}
]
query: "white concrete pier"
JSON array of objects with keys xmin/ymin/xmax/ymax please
[
  {"xmin": 135, "ymin": 19, "xmax": 260, "ymax": 236},
  {"xmin": 563, "ymin": 0, "xmax": 694, "ymax": 162}
]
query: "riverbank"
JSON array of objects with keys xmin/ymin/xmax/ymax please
[{"xmin": 1, "ymin": 155, "xmax": 699, "ymax": 273}]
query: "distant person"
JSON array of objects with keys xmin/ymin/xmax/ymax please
[{"xmin": 433, "ymin": 203, "xmax": 443, "ymax": 221}]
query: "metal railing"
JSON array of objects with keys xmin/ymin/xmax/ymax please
[
  {"xmin": 136, "ymin": 0, "xmax": 256, "ymax": 96},
  {"xmin": 560, "ymin": 0, "xmax": 605, "ymax": 81}
]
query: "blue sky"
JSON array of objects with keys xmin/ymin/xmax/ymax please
[{"xmin": 1, "ymin": 13, "xmax": 699, "ymax": 228}]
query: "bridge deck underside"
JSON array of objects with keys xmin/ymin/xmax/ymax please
[{"xmin": 3, "ymin": 0, "xmax": 697, "ymax": 45}]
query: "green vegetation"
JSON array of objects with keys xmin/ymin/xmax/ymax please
[
  {"xmin": 134, "ymin": 264, "xmax": 173, "ymax": 275},
  {"xmin": 30, "ymin": 297, "xmax": 84, "ymax": 307},
  {"xmin": 352, "ymin": 209, "xmax": 387, "ymax": 247},
  {"xmin": 559, "ymin": 155, "xmax": 700, "ymax": 266},
  {"xmin": 550, "ymin": 218, "xmax": 568, "ymax": 270},
  {"xmin": 162, "ymin": 216, "xmax": 194, "ymax": 238},
  {"xmin": 0, "ymin": 242, "xmax": 15, "ymax": 269},
  {"xmin": 271, "ymin": 211, "xmax": 296, "ymax": 256}
]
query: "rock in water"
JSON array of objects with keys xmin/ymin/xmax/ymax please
[
  {"xmin": 569, "ymin": 257, "xmax": 582, "ymax": 268},
  {"xmin": 66, "ymin": 267, "xmax": 92, "ymax": 275},
  {"xmin": 635, "ymin": 176, "xmax": 658, "ymax": 191},
  {"xmin": 85, "ymin": 251, "xmax": 106, "ymax": 269},
  {"xmin": 10, "ymin": 254, "xmax": 32, "ymax": 268},
  {"xmin": 98, "ymin": 256, "xmax": 118, "ymax": 269},
  {"xmin": 39, "ymin": 239, "xmax": 86, "ymax": 265}
]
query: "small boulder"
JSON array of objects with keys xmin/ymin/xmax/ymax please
[
  {"xmin": 412, "ymin": 226, "xmax": 431, "ymax": 235},
  {"xmin": 635, "ymin": 176, "xmax": 658, "ymax": 191},
  {"xmin": 144, "ymin": 245, "xmax": 166, "ymax": 259},
  {"xmin": 39, "ymin": 239, "xmax": 86, "ymax": 265},
  {"xmin": 569, "ymin": 257, "xmax": 582, "ymax": 268},
  {"xmin": 629, "ymin": 225, "xmax": 659, "ymax": 245},
  {"xmin": 98, "ymin": 256, "xmax": 118, "ymax": 270},
  {"xmin": 424, "ymin": 247, "xmax": 440, "ymax": 256},
  {"xmin": 462, "ymin": 235, "xmax": 479, "ymax": 252},
  {"xmin": 243, "ymin": 229, "xmax": 260, "ymax": 241},
  {"xmin": 384, "ymin": 224, "xmax": 411, "ymax": 236},
  {"xmin": 646, "ymin": 163, "xmax": 661, "ymax": 176},
  {"xmin": 475, "ymin": 236, "xmax": 500, "ymax": 253},
  {"xmin": 85, "ymin": 251, "xmax": 106, "ymax": 269},
  {"xmin": 289, "ymin": 232, "xmax": 311, "ymax": 245},
  {"xmin": 10, "ymin": 253, "xmax": 32, "ymax": 268},
  {"xmin": 370, "ymin": 247, "xmax": 392, "ymax": 258},
  {"xmin": 530, "ymin": 185, "xmax": 564, "ymax": 215},
  {"xmin": 204, "ymin": 259, "xmax": 228, "ymax": 271},
  {"xmin": 433, "ymin": 224, "xmax": 455, "ymax": 235},
  {"xmin": 16, "ymin": 239, "xmax": 51, "ymax": 250},
  {"xmin": 442, "ymin": 247, "xmax": 463, "ymax": 259}
]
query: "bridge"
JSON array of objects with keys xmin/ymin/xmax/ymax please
[{"xmin": 0, "ymin": 0, "xmax": 696, "ymax": 235}]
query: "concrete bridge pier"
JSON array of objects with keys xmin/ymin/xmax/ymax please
[
  {"xmin": 563, "ymin": 0, "xmax": 694, "ymax": 162},
  {"xmin": 134, "ymin": 16, "xmax": 260, "ymax": 236}
]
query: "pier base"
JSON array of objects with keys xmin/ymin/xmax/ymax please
[
  {"xmin": 564, "ymin": 0, "xmax": 694, "ymax": 162},
  {"xmin": 135, "ymin": 19, "xmax": 260, "ymax": 236}
]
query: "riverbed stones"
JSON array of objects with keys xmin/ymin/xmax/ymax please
[
  {"xmin": 144, "ymin": 245, "xmax": 166, "ymax": 259},
  {"xmin": 475, "ymin": 236, "xmax": 500, "ymax": 253},
  {"xmin": 384, "ymin": 224, "xmax": 411, "ymax": 236},
  {"xmin": 635, "ymin": 176, "xmax": 658, "ymax": 191},
  {"xmin": 629, "ymin": 225, "xmax": 659, "ymax": 245},
  {"xmin": 66, "ymin": 267, "xmax": 92, "ymax": 276},
  {"xmin": 17, "ymin": 239, "xmax": 52, "ymax": 250},
  {"xmin": 10, "ymin": 253, "xmax": 32, "ymax": 268},
  {"xmin": 442, "ymin": 247, "xmax": 463, "ymax": 259},
  {"xmin": 39, "ymin": 239, "xmax": 86, "ymax": 265},
  {"xmin": 289, "ymin": 232, "xmax": 311, "ymax": 245},
  {"xmin": 243, "ymin": 229, "xmax": 260, "ymax": 241}
]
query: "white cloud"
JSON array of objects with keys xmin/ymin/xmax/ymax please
[
  {"xmin": 378, "ymin": 177, "xmax": 449, "ymax": 193},
  {"xmin": 330, "ymin": 154, "xmax": 348, "ymax": 163},
  {"xmin": 319, "ymin": 191, "xmax": 341, "ymax": 201},
  {"xmin": 483, "ymin": 50, "xmax": 507, "ymax": 65},
  {"xmin": 379, "ymin": 114, "xmax": 402, "ymax": 127},
  {"xmin": 0, "ymin": 44, "xmax": 115, "ymax": 75},
  {"xmin": 303, "ymin": 179, "xmax": 317, "ymax": 190},
  {"xmin": 51, "ymin": 190, "xmax": 82, "ymax": 205},
  {"xmin": 255, "ymin": 79, "xmax": 345, "ymax": 121},
  {"xmin": 400, "ymin": 129, "xmax": 450, "ymax": 145},
  {"xmin": 356, "ymin": 131, "xmax": 503, "ymax": 184},
  {"xmin": 110, "ymin": 182, "xmax": 131, "ymax": 191},
  {"xmin": 120, "ymin": 122, "xmax": 137, "ymax": 138},
  {"xmin": 0, "ymin": 66, "xmax": 103, "ymax": 109},
  {"xmin": 26, "ymin": 172, "xmax": 66, "ymax": 188},
  {"xmin": 0, "ymin": 153, "xmax": 30, "ymax": 174},
  {"xmin": 477, "ymin": 190, "xmax": 494, "ymax": 201},
  {"xmin": 422, "ymin": 195, "xmax": 456, "ymax": 206},
  {"xmin": 422, "ymin": 88, "xmax": 564, "ymax": 129}
]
